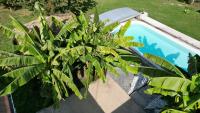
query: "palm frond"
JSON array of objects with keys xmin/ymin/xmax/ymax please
[
  {"xmin": 0, "ymin": 50, "xmax": 18, "ymax": 58},
  {"xmin": 118, "ymin": 20, "xmax": 131, "ymax": 37},
  {"xmin": 148, "ymin": 77, "xmax": 191, "ymax": 93},
  {"xmin": 56, "ymin": 21, "xmax": 79, "ymax": 39},
  {"xmin": 97, "ymin": 46, "xmax": 119, "ymax": 58},
  {"xmin": 144, "ymin": 53, "xmax": 185, "ymax": 78},
  {"xmin": 53, "ymin": 69, "xmax": 83, "ymax": 99},
  {"xmin": 0, "ymin": 65, "xmax": 45, "ymax": 96},
  {"xmin": 103, "ymin": 22, "xmax": 119, "ymax": 33},
  {"xmin": 0, "ymin": 56, "xmax": 42, "ymax": 67},
  {"xmin": 10, "ymin": 16, "xmax": 35, "ymax": 45}
]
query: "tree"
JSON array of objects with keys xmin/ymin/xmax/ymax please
[
  {"xmin": 0, "ymin": 2, "xmax": 143, "ymax": 112},
  {"xmin": 0, "ymin": 0, "xmax": 96, "ymax": 15},
  {"xmin": 143, "ymin": 53, "xmax": 200, "ymax": 113}
]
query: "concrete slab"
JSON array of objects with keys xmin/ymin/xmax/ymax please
[{"xmin": 89, "ymin": 76, "xmax": 130, "ymax": 113}]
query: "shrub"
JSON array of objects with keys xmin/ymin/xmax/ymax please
[
  {"xmin": 143, "ymin": 54, "xmax": 200, "ymax": 113},
  {"xmin": 0, "ymin": 0, "xmax": 96, "ymax": 15},
  {"xmin": 0, "ymin": 2, "xmax": 143, "ymax": 112}
]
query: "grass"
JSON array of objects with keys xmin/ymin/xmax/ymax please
[{"xmin": 95, "ymin": 0, "xmax": 200, "ymax": 41}]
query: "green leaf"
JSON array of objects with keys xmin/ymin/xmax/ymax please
[
  {"xmin": 56, "ymin": 21, "xmax": 79, "ymax": 39},
  {"xmin": 162, "ymin": 109, "xmax": 187, "ymax": 113},
  {"xmin": 148, "ymin": 77, "xmax": 191, "ymax": 93},
  {"xmin": 78, "ymin": 11, "xmax": 88, "ymax": 28},
  {"xmin": 118, "ymin": 20, "xmax": 131, "ymax": 37},
  {"xmin": 103, "ymin": 22, "xmax": 119, "ymax": 33},
  {"xmin": 114, "ymin": 36, "xmax": 143, "ymax": 47},
  {"xmin": 0, "ymin": 65, "xmax": 45, "ymax": 96},
  {"xmin": 23, "ymin": 43, "xmax": 45, "ymax": 62},
  {"xmin": 116, "ymin": 48, "xmax": 132, "ymax": 55},
  {"xmin": 0, "ymin": 24, "xmax": 15, "ymax": 38},
  {"xmin": 0, "ymin": 56, "xmax": 42, "ymax": 67},
  {"xmin": 92, "ymin": 59, "xmax": 106, "ymax": 82},
  {"xmin": 120, "ymin": 55, "xmax": 141, "ymax": 62},
  {"xmin": 144, "ymin": 54, "xmax": 185, "ymax": 78},
  {"xmin": 94, "ymin": 8, "xmax": 99, "ymax": 25},
  {"xmin": 10, "ymin": 16, "xmax": 35, "ymax": 45},
  {"xmin": 183, "ymin": 93, "xmax": 200, "ymax": 111},
  {"xmin": 53, "ymin": 69, "xmax": 83, "ymax": 99},
  {"xmin": 97, "ymin": 46, "xmax": 119, "ymax": 58},
  {"xmin": 0, "ymin": 50, "xmax": 18, "ymax": 58},
  {"xmin": 145, "ymin": 88, "xmax": 178, "ymax": 96},
  {"xmin": 51, "ymin": 74, "xmax": 62, "ymax": 104}
]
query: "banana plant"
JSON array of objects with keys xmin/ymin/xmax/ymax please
[
  {"xmin": 0, "ymin": 2, "xmax": 143, "ymax": 108},
  {"xmin": 143, "ymin": 53, "xmax": 200, "ymax": 113}
]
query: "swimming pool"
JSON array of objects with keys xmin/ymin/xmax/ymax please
[{"xmin": 114, "ymin": 21, "xmax": 200, "ymax": 70}]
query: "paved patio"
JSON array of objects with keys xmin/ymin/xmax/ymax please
[{"xmin": 37, "ymin": 76, "xmax": 145, "ymax": 113}]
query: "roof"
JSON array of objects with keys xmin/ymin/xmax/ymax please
[{"xmin": 99, "ymin": 7, "xmax": 141, "ymax": 25}]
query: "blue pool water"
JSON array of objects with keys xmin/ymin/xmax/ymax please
[{"xmin": 116, "ymin": 22, "xmax": 197, "ymax": 70}]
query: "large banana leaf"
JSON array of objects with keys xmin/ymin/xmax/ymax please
[
  {"xmin": 145, "ymin": 87, "xmax": 178, "ymax": 96},
  {"xmin": 53, "ymin": 69, "xmax": 83, "ymax": 99},
  {"xmin": 148, "ymin": 77, "xmax": 191, "ymax": 93},
  {"xmin": 51, "ymin": 73, "xmax": 62, "ymax": 104},
  {"xmin": 102, "ymin": 22, "xmax": 119, "ymax": 33},
  {"xmin": 144, "ymin": 54, "xmax": 185, "ymax": 78},
  {"xmin": 0, "ymin": 65, "xmax": 45, "ymax": 96},
  {"xmin": 0, "ymin": 56, "xmax": 42, "ymax": 66},
  {"xmin": 56, "ymin": 21, "xmax": 79, "ymax": 39},
  {"xmin": 10, "ymin": 16, "xmax": 34, "ymax": 45},
  {"xmin": 97, "ymin": 46, "xmax": 119, "ymax": 58},
  {"xmin": 114, "ymin": 36, "xmax": 143, "ymax": 48},
  {"xmin": 118, "ymin": 20, "xmax": 131, "ymax": 37},
  {"xmin": 0, "ymin": 50, "xmax": 18, "ymax": 58},
  {"xmin": 120, "ymin": 54, "xmax": 141, "ymax": 63}
]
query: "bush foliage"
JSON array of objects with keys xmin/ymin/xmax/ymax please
[
  {"xmin": 144, "ymin": 54, "xmax": 200, "ymax": 113},
  {"xmin": 0, "ymin": 2, "xmax": 143, "ymax": 112},
  {"xmin": 0, "ymin": 0, "xmax": 96, "ymax": 15}
]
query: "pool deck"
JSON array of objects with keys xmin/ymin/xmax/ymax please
[{"xmin": 137, "ymin": 13, "xmax": 200, "ymax": 51}]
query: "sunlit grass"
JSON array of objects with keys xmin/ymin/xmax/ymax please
[{"xmin": 95, "ymin": 0, "xmax": 200, "ymax": 40}]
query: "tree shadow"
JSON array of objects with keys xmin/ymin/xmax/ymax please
[
  {"xmin": 137, "ymin": 36, "xmax": 180, "ymax": 64},
  {"xmin": 112, "ymin": 98, "xmax": 145, "ymax": 113}
]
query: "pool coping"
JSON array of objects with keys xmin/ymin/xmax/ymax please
[{"xmin": 136, "ymin": 13, "xmax": 200, "ymax": 52}]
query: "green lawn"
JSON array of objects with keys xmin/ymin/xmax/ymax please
[{"xmin": 95, "ymin": 0, "xmax": 200, "ymax": 41}]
